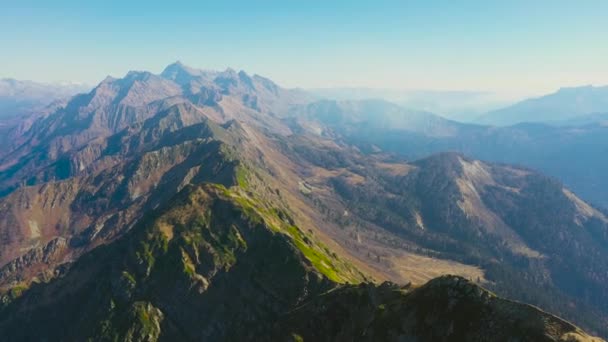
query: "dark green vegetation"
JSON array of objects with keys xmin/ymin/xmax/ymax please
[
  {"xmin": 0, "ymin": 63, "xmax": 605, "ymax": 341},
  {"xmin": 0, "ymin": 185, "xmax": 598, "ymax": 341},
  {"xmin": 0, "ymin": 184, "xmax": 355, "ymax": 341},
  {"xmin": 277, "ymin": 276, "xmax": 594, "ymax": 342}
]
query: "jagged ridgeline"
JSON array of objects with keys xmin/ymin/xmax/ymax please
[
  {"xmin": 0, "ymin": 182, "xmax": 362, "ymax": 340},
  {"xmin": 0, "ymin": 112, "xmax": 367, "ymax": 340},
  {"xmin": 0, "ymin": 63, "xmax": 605, "ymax": 341}
]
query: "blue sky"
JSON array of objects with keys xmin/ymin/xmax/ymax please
[{"xmin": 1, "ymin": 0, "xmax": 607, "ymax": 94}]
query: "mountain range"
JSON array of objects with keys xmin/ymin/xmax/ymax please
[
  {"xmin": 477, "ymin": 85, "xmax": 608, "ymax": 126},
  {"xmin": 0, "ymin": 63, "xmax": 606, "ymax": 341},
  {"xmin": 310, "ymin": 87, "xmax": 521, "ymax": 122},
  {"xmin": 296, "ymin": 98, "xmax": 608, "ymax": 210}
]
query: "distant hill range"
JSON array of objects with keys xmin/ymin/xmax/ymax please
[
  {"xmin": 295, "ymin": 98, "xmax": 608, "ymax": 210},
  {"xmin": 477, "ymin": 85, "xmax": 608, "ymax": 126},
  {"xmin": 310, "ymin": 87, "xmax": 521, "ymax": 122}
]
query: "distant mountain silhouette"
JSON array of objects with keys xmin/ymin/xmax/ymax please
[{"xmin": 477, "ymin": 85, "xmax": 608, "ymax": 125}]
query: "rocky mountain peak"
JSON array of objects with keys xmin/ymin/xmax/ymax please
[{"xmin": 160, "ymin": 61, "xmax": 206, "ymax": 84}]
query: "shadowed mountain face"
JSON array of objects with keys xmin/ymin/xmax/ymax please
[
  {"xmin": 278, "ymin": 133, "xmax": 608, "ymax": 336},
  {"xmin": 0, "ymin": 184, "xmax": 356, "ymax": 341},
  {"xmin": 0, "ymin": 63, "xmax": 605, "ymax": 341},
  {"xmin": 0, "ymin": 185, "xmax": 597, "ymax": 341},
  {"xmin": 277, "ymin": 276, "xmax": 596, "ymax": 342}
]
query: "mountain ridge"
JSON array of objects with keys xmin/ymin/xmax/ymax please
[
  {"xmin": 1, "ymin": 182, "xmax": 600, "ymax": 341},
  {"xmin": 477, "ymin": 85, "xmax": 608, "ymax": 126},
  {"xmin": 294, "ymin": 98, "xmax": 608, "ymax": 210},
  {"xmin": 0, "ymin": 62, "xmax": 607, "ymax": 340}
]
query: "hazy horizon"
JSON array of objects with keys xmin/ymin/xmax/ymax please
[
  {"xmin": 2, "ymin": 59, "xmax": 603, "ymax": 121},
  {"xmin": 2, "ymin": 1, "xmax": 608, "ymax": 94}
]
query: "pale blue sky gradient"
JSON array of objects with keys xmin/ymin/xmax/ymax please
[{"xmin": 1, "ymin": 0, "xmax": 607, "ymax": 93}]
